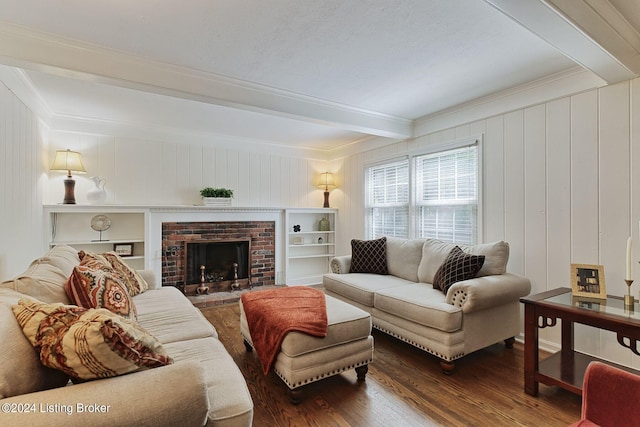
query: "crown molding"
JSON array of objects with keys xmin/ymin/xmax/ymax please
[
  {"xmin": 0, "ymin": 21, "xmax": 411, "ymax": 140},
  {"xmin": 414, "ymin": 66, "xmax": 606, "ymax": 137}
]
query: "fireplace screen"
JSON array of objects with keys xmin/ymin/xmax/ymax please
[{"xmin": 185, "ymin": 239, "xmax": 250, "ymax": 285}]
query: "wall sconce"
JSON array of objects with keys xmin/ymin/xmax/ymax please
[
  {"xmin": 50, "ymin": 149, "xmax": 87, "ymax": 204},
  {"xmin": 317, "ymin": 172, "xmax": 337, "ymax": 208}
]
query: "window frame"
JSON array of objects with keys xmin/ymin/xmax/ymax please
[{"xmin": 363, "ymin": 136, "xmax": 483, "ymax": 243}]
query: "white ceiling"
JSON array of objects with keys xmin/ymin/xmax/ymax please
[{"xmin": 0, "ymin": 0, "xmax": 638, "ymax": 153}]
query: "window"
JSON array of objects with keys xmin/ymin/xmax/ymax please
[
  {"xmin": 365, "ymin": 159, "xmax": 409, "ymax": 238},
  {"xmin": 414, "ymin": 144, "xmax": 478, "ymax": 244},
  {"xmin": 364, "ymin": 139, "xmax": 480, "ymax": 244}
]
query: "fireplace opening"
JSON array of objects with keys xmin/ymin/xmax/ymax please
[{"xmin": 185, "ymin": 239, "xmax": 251, "ymax": 293}]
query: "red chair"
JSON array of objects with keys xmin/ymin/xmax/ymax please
[{"xmin": 569, "ymin": 361, "xmax": 640, "ymax": 427}]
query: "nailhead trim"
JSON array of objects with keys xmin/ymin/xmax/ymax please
[
  {"xmin": 372, "ymin": 324, "xmax": 464, "ymax": 361},
  {"xmin": 449, "ymin": 290, "xmax": 468, "ymax": 308},
  {"xmin": 275, "ymin": 358, "xmax": 373, "ymax": 389}
]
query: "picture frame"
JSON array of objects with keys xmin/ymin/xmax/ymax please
[
  {"xmin": 114, "ymin": 243, "xmax": 134, "ymax": 257},
  {"xmin": 571, "ymin": 263, "xmax": 607, "ymax": 300}
]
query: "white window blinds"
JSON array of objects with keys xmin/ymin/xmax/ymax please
[
  {"xmin": 365, "ymin": 159, "xmax": 409, "ymax": 238},
  {"xmin": 414, "ymin": 144, "xmax": 478, "ymax": 244}
]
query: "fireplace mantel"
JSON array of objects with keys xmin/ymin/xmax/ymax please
[
  {"xmin": 44, "ymin": 205, "xmax": 337, "ymax": 288},
  {"xmin": 146, "ymin": 206, "xmax": 286, "ymax": 289}
]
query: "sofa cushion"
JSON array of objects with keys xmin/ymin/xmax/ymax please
[
  {"xmin": 0, "ymin": 245, "xmax": 81, "ymax": 304},
  {"xmin": 163, "ymin": 337, "xmax": 254, "ymax": 426},
  {"xmin": 386, "ymin": 237, "xmax": 425, "ymax": 282},
  {"xmin": 432, "ymin": 246, "xmax": 485, "ymax": 294},
  {"xmin": 418, "ymin": 239, "xmax": 509, "ymax": 283},
  {"xmin": 374, "ymin": 284, "xmax": 462, "ymax": 332},
  {"xmin": 134, "ymin": 287, "xmax": 218, "ymax": 344},
  {"xmin": 65, "ymin": 263, "xmax": 137, "ymax": 320},
  {"xmin": 12, "ymin": 299, "xmax": 172, "ymax": 382},
  {"xmin": 324, "ymin": 272, "xmax": 413, "ymax": 307},
  {"xmin": 0, "ymin": 289, "xmax": 69, "ymax": 399},
  {"xmin": 350, "ymin": 237, "xmax": 388, "ymax": 274}
]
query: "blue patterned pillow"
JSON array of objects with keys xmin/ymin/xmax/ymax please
[{"xmin": 350, "ymin": 237, "xmax": 388, "ymax": 275}]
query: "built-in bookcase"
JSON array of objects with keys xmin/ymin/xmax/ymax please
[{"xmin": 285, "ymin": 208, "xmax": 337, "ymax": 285}]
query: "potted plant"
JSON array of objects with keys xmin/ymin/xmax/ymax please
[{"xmin": 200, "ymin": 187, "xmax": 234, "ymax": 206}]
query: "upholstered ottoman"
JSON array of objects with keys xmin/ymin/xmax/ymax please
[{"xmin": 240, "ymin": 292, "xmax": 374, "ymax": 403}]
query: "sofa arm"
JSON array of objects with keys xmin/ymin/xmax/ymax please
[
  {"xmin": 0, "ymin": 361, "xmax": 209, "ymax": 427},
  {"xmin": 138, "ymin": 270, "xmax": 159, "ymax": 290},
  {"xmin": 445, "ymin": 273, "xmax": 531, "ymax": 313},
  {"xmin": 330, "ymin": 256, "xmax": 351, "ymax": 274}
]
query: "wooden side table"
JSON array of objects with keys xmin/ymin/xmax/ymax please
[{"xmin": 520, "ymin": 287, "xmax": 640, "ymax": 396}]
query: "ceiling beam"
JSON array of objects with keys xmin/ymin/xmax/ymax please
[
  {"xmin": 0, "ymin": 22, "xmax": 412, "ymax": 139},
  {"xmin": 484, "ymin": 0, "xmax": 638, "ymax": 84}
]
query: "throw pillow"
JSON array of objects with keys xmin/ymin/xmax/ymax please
[
  {"xmin": 65, "ymin": 264, "xmax": 137, "ymax": 320},
  {"xmin": 349, "ymin": 237, "xmax": 388, "ymax": 275},
  {"xmin": 80, "ymin": 251, "xmax": 149, "ymax": 296},
  {"xmin": 12, "ymin": 299, "xmax": 172, "ymax": 382},
  {"xmin": 103, "ymin": 252, "xmax": 149, "ymax": 295},
  {"xmin": 432, "ymin": 246, "xmax": 485, "ymax": 295}
]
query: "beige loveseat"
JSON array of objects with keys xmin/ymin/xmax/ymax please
[
  {"xmin": 0, "ymin": 244, "xmax": 253, "ymax": 426},
  {"xmin": 323, "ymin": 237, "xmax": 531, "ymax": 372}
]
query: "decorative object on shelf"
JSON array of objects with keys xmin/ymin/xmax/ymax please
[
  {"xmin": 113, "ymin": 243, "xmax": 134, "ymax": 257},
  {"xmin": 90, "ymin": 214, "xmax": 111, "ymax": 241},
  {"xmin": 318, "ymin": 237, "xmax": 323, "ymax": 244},
  {"xmin": 293, "ymin": 225, "xmax": 301, "ymax": 232},
  {"xmin": 570, "ymin": 263, "xmax": 607, "ymax": 300},
  {"xmin": 87, "ymin": 176, "xmax": 107, "ymax": 205},
  {"xmin": 200, "ymin": 187, "xmax": 234, "ymax": 206},
  {"xmin": 50, "ymin": 149, "xmax": 87, "ymax": 204},
  {"xmin": 319, "ymin": 217, "xmax": 330, "ymax": 231},
  {"xmin": 317, "ymin": 172, "xmax": 337, "ymax": 208},
  {"xmin": 293, "ymin": 236, "xmax": 304, "ymax": 245}
]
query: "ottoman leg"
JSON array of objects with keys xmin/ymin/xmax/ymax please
[
  {"xmin": 289, "ymin": 387, "xmax": 303, "ymax": 404},
  {"xmin": 243, "ymin": 339, "xmax": 253, "ymax": 352},
  {"xmin": 355, "ymin": 364, "xmax": 368, "ymax": 381}
]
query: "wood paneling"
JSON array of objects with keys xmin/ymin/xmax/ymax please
[
  {"xmin": 0, "ymin": 83, "xmax": 44, "ymax": 280},
  {"xmin": 337, "ymin": 80, "xmax": 640, "ymax": 368}
]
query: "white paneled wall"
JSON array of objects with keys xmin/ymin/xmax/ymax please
[
  {"xmin": 46, "ymin": 133, "xmax": 330, "ymax": 209},
  {"xmin": 337, "ymin": 79, "xmax": 640, "ymax": 368},
  {"xmin": 0, "ymin": 82, "xmax": 45, "ymax": 280}
]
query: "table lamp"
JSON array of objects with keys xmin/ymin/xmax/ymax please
[
  {"xmin": 317, "ymin": 172, "xmax": 336, "ymax": 208},
  {"xmin": 50, "ymin": 149, "xmax": 87, "ymax": 204}
]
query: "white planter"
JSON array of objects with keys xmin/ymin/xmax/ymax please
[{"xmin": 202, "ymin": 197, "xmax": 232, "ymax": 206}]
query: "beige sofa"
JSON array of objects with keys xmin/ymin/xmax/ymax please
[
  {"xmin": 0, "ymin": 244, "xmax": 253, "ymax": 426},
  {"xmin": 323, "ymin": 237, "xmax": 531, "ymax": 372}
]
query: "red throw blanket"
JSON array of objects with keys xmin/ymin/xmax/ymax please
[{"xmin": 241, "ymin": 287, "xmax": 328, "ymax": 375}]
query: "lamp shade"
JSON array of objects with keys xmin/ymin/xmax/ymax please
[
  {"xmin": 317, "ymin": 172, "xmax": 336, "ymax": 190},
  {"xmin": 50, "ymin": 149, "xmax": 87, "ymax": 177}
]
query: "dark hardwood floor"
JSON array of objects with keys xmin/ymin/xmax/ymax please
[{"xmin": 200, "ymin": 303, "xmax": 582, "ymax": 427}]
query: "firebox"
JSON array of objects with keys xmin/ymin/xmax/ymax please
[{"xmin": 185, "ymin": 239, "xmax": 250, "ymax": 293}]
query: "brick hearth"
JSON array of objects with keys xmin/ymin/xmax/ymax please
[{"xmin": 162, "ymin": 221, "xmax": 275, "ymax": 291}]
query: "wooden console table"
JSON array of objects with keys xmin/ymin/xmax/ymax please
[{"xmin": 520, "ymin": 287, "xmax": 640, "ymax": 396}]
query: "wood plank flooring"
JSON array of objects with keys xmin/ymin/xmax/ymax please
[{"xmin": 200, "ymin": 303, "xmax": 582, "ymax": 427}]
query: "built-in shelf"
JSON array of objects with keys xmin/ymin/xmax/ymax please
[
  {"xmin": 285, "ymin": 208, "xmax": 337, "ymax": 285},
  {"xmin": 44, "ymin": 205, "xmax": 148, "ymax": 269}
]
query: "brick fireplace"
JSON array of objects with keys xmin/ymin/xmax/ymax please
[{"xmin": 162, "ymin": 221, "xmax": 275, "ymax": 293}]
